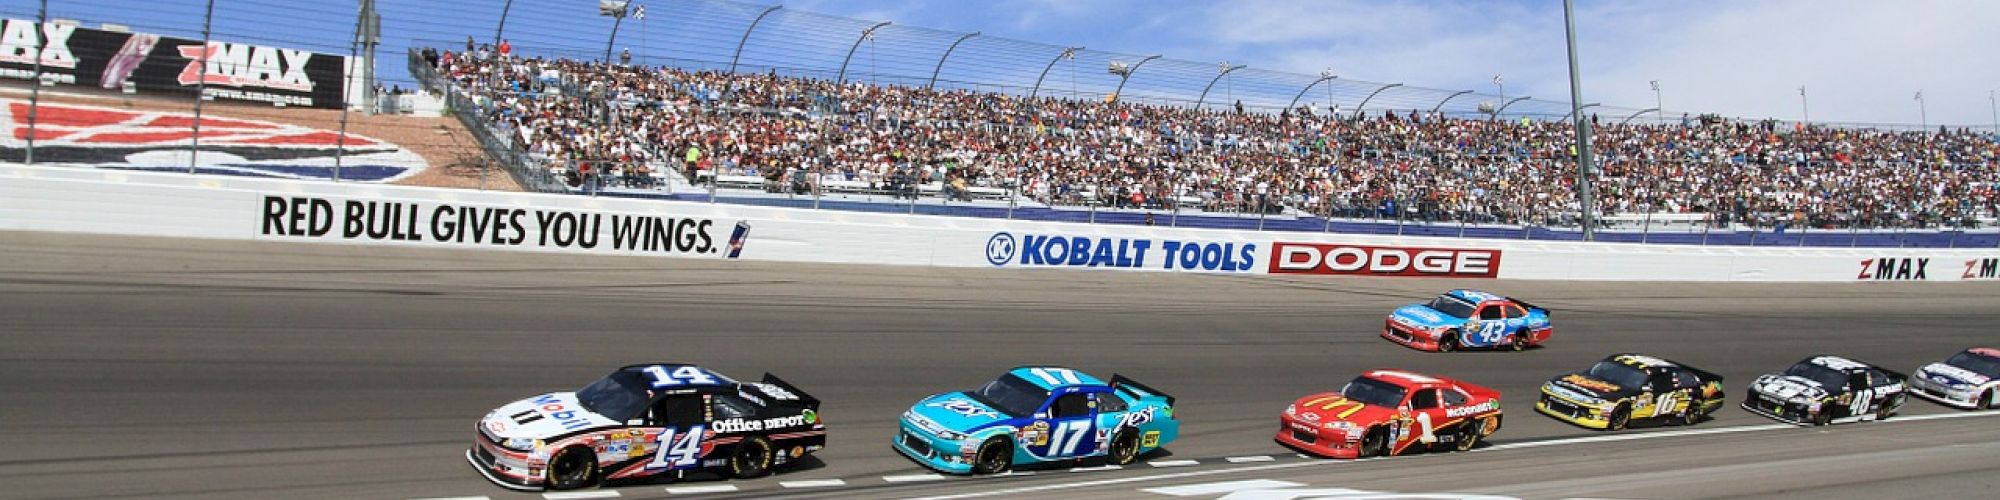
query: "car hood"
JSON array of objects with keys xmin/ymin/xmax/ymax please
[
  {"xmin": 1545, "ymin": 373, "xmax": 1638, "ymax": 401},
  {"xmin": 1390, "ymin": 304, "xmax": 1462, "ymax": 329},
  {"xmin": 908, "ymin": 392, "xmax": 1013, "ymax": 432},
  {"xmin": 1750, "ymin": 374, "xmax": 1830, "ymax": 402},
  {"xmin": 1285, "ymin": 392, "xmax": 1401, "ymax": 426},
  {"xmin": 481, "ymin": 392, "xmax": 622, "ymax": 441},
  {"xmin": 1918, "ymin": 362, "xmax": 1993, "ymax": 387}
]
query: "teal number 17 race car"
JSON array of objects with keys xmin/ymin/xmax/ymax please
[{"xmin": 893, "ymin": 366, "xmax": 1179, "ymax": 474}]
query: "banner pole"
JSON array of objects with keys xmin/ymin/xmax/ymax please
[
  {"xmin": 189, "ymin": 0, "xmax": 216, "ymax": 174},
  {"xmin": 24, "ymin": 0, "xmax": 47, "ymax": 165}
]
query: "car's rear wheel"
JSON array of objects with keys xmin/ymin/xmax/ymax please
[
  {"xmin": 1678, "ymin": 399, "xmax": 1705, "ymax": 426},
  {"xmin": 1437, "ymin": 331, "xmax": 1460, "ymax": 353},
  {"xmin": 729, "ymin": 436, "xmax": 775, "ymax": 478},
  {"xmin": 1606, "ymin": 404, "xmax": 1631, "ymax": 431},
  {"xmin": 1508, "ymin": 332, "xmax": 1528, "ymax": 352},
  {"xmin": 1359, "ymin": 427, "xmax": 1389, "ymax": 457},
  {"xmin": 1812, "ymin": 407, "xmax": 1834, "ymax": 426},
  {"xmin": 1106, "ymin": 429, "xmax": 1140, "ymax": 465},
  {"xmin": 971, "ymin": 437, "xmax": 1012, "ymax": 474},
  {"xmin": 1453, "ymin": 420, "xmax": 1483, "ymax": 452},
  {"xmin": 545, "ymin": 446, "xmax": 598, "ymax": 490}
]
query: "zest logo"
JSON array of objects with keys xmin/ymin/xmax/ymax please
[{"xmin": 1270, "ymin": 243, "xmax": 1500, "ymax": 278}]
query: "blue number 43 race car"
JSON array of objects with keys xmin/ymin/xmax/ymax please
[
  {"xmin": 1383, "ymin": 289, "xmax": 1553, "ymax": 352},
  {"xmin": 894, "ymin": 366, "xmax": 1179, "ymax": 474}
]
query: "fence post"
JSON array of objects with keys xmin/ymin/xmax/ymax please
[
  {"xmin": 23, "ymin": 0, "xmax": 47, "ymax": 164},
  {"xmin": 188, "ymin": 0, "xmax": 216, "ymax": 174},
  {"xmin": 1700, "ymin": 214, "xmax": 1710, "ymax": 245},
  {"xmin": 1640, "ymin": 210, "xmax": 1652, "ymax": 244}
]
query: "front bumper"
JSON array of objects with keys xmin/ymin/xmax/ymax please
[
  {"xmin": 466, "ymin": 442, "xmax": 542, "ymax": 491},
  {"xmin": 1381, "ymin": 320, "xmax": 1441, "ymax": 351},
  {"xmin": 1740, "ymin": 394, "xmax": 1816, "ymax": 425},
  {"xmin": 1536, "ymin": 393, "xmax": 1610, "ymax": 429},
  {"xmin": 892, "ymin": 420, "xmax": 977, "ymax": 474},
  {"xmin": 1908, "ymin": 378, "xmax": 1983, "ymax": 409},
  {"xmin": 1273, "ymin": 418, "xmax": 1363, "ymax": 459}
]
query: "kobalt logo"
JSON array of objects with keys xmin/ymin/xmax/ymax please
[
  {"xmin": 985, "ymin": 232, "xmax": 1017, "ymax": 266},
  {"xmin": 1270, "ymin": 243, "xmax": 1501, "ymax": 278},
  {"xmin": 177, "ymin": 42, "xmax": 313, "ymax": 91},
  {"xmin": 0, "ymin": 19, "xmax": 76, "ymax": 69},
  {"xmin": 1857, "ymin": 257, "xmax": 1929, "ymax": 280}
]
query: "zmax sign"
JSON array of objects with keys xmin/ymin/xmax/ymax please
[{"xmin": 983, "ymin": 232, "xmax": 1256, "ymax": 272}]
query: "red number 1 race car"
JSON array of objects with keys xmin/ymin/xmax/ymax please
[{"xmin": 1276, "ymin": 370, "xmax": 1503, "ymax": 459}]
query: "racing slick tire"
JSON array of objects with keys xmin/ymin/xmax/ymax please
[
  {"xmin": 1875, "ymin": 395, "xmax": 1902, "ymax": 421},
  {"xmin": 971, "ymin": 437, "xmax": 1013, "ymax": 474},
  {"xmin": 546, "ymin": 446, "xmax": 599, "ymax": 490},
  {"xmin": 1359, "ymin": 426, "xmax": 1390, "ymax": 457},
  {"xmin": 1607, "ymin": 404, "xmax": 1632, "ymax": 431},
  {"xmin": 1452, "ymin": 420, "xmax": 1483, "ymax": 452},
  {"xmin": 1812, "ymin": 408, "xmax": 1833, "ymax": 426},
  {"xmin": 1676, "ymin": 400, "xmax": 1704, "ymax": 426},
  {"xmin": 1106, "ymin": 429, "xmax": 1141, "ymax": 466},
  {"xmin": 1508, "ymin": 333, "xmax": 1528, "ymax": 352},
  {"xmin": 1979, "ymin": 390, "xmax": 1996, "ymax": 410},
  {"xmin": 729, "ymin": 436, "xmax": 775, "ymax": 479},
  {"xmin": 1437, "ymin": 331, "xmax": 1460, "ymax": 353}
]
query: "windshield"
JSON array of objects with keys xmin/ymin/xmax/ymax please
[
  {"xmin": 1339, "ymin": 376, "xmax": 1409, "ymax": 408},
  {"xmin": 1583, "ymin": 361, "xmax": 1649, "ymax": 389},
  {"xmin": 575, "ymin": 371, "xmax": 651, "ymax": 421},
  {"xmin": 1426, "ymin": 295, "xmax": 1477, "ymax": 319},
  {"xmin": 966, "ymin": 375, "xmax": 1049, "ymax": 418},
  {"xmin": 1946, "ymin": 352, "xmax": 2000, "ymax": 377},
  {"xmin": 1782, "ymin": 362, "xmax": 1850, "ymax": 390}
]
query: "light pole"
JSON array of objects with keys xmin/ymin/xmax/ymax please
[
  {"xmin": 1798, "ymin": 86, "xmax": 1809, "ymax": 126},
  {"xmin": 1649, "ymin": 80, "xmax": 1662, "ymax": 124},
  {"xmin": 1989, "ymin": 90, "xmax": 1997, "ymax": 136},
  {"xmin": 1196, "ymin": 61, "xmax": 1246, "ymax": 110},
  {"xmin": 1493, "ymin": 74, "xmax": 1504, "ymax": 104},
  {"xmin": 600, "ymin": 1, "xmax": 630, "ymax": 64},
  {"xmin": 1561, "ymin": 0, "xmax": 1596, "ymax": 241},
  {"xmin": 1915, "ymin": 90, "xmax": 1928, "ymax": 132}
]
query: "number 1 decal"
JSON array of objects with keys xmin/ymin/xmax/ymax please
[{"xmin": 645, "ymin": 425, "xmax": 707, "ymax": 470}]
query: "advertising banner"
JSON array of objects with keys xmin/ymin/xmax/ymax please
[{"xmin": 1, "ymin": 18, "xmax": 347, "ymax": 108}]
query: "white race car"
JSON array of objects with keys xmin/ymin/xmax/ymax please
[{"xmin": 1908, "ymin": 347, "xmax": 2000, "ymax": 410}]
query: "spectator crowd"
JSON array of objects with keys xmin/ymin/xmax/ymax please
[{"xmin": 423, "ymin": 45, "xmax": 2000, "ymax": 229}]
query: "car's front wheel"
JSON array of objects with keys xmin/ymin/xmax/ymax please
[
  {"xmin": 971, "ymin": 437, "xmax": 1012, "ymax": 474},
  {"xmin": 729, "ymin": 436, "xmax": 775, "ymax": 478},
  {"xmin": 1980, "ymin": 389, "xmax": 1996, "ymax": 410},
  {"xmin": 1359, "ymin": 426, "xmax": 1389, "ymax": 457},
  {"xmin": 1106, "ymin": 429, "xmax": 1140, "ymax": 465},
  {"xmin": 545, "ymin": 446, "xmax": 598, "ymax": 490},
  {"xmin": 1437, "ymin": 330, "xmax": 1460, "ymax": 353}
]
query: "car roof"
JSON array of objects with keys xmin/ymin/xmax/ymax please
[
  {"xmin": 1362, "ymin": 369, "xmax": 1452, "ymax": 388},
  {"xmin": 1006, "ymin": 365, "xmax": 1106, "ymax": 390},
  {"xmin": 1606, "ymin": 353, "xmax": 1681, "ymax": 370},
  {"xmin": 1802, "ymin": 355, "xmax": 1873, "ymax": 373},
  {"xmin": 1445, "ymin": 289, "xmax": 1504, "ymax": 304},
  {"xmin": 613, "ymin": 363, "xmax": 738, "ymax": 388},
  {"xmin": 1966, "ymin": 347, "xmax": 2000, "ymax": 358}
]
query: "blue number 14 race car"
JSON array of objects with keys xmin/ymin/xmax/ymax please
[{"xmin": 894, "ymin": 366, "xmax": 1180, "ymax": 474}]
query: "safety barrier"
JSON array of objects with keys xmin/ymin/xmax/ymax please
[{"xmin": 3, "ymin": 165, "xmax": 1996, "ymax": 282}]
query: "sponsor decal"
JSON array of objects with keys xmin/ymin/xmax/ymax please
[
  {"xmin": 1809, "ymin": 356, "xmax": 1869, "ymax": 371},
  {"xmin": 748, "ymin": 382, "xmax": 798, "ymax": 400},
  {"xmin": 1019, "ymin": 420, "xmax": 1051, "ymax": 446},
  {"xmin": 1561, "ymin": 374, "xmax": 1621, "ymax": 393},
  {"xmin": 259, "ymin": 195, "xmax": 733, "ymax": 256},
  {"xmin": 484, "ymin": 419, "xmax": 507, "ymax": 434},
  {"xmin": 1965, "ymin": 258, "xmax": 2000, "ymax": 280},
  {"xmin": 1857, "ymin": 257, "xmax": 1929, "ymax": 280},
  {"xmin": 1270, "ymin": 243, "xmax": 1500, "ymax": 278},
  {"xmin": 529, "ymin": 393, "xmax": 594, "ymax": 431},
  {"xmin": 1141, "ymin": 430, "xmax": 1160, "ymax": 448},
  {"xmin": 985, "ymin": 232, "xmax": 1256, "ymax": 272},
  {"xmin": 790, "ymin": 446, "xmax": 803, "ymax": 458},
  {"xmin": 931, "ymin": 399, "xmax": 997, "ymax": 418},
  {"xmin": 599, "ymin": 441, "xmax": 631, "ymax": 456},
  {"xmin": 1, "ymin": 99, "xmax": 426, "ymax": 181},
  {"xmin": 801, "ymin": 408, "xmax": 818, "ymax": 425},
  {"xmin": 0, "ymin": 19, "xmax": 346, "ymax": 107},
  {"xmin": 1116, "ymin": 407, "xmax": 1156, "ymax": 428},
  {"xmin": 1445, "ymin": 400, "xmax": 1498, "ymax": 418},
  {"xmin": 1615, "ymin": 354, "xmax": 1676, "ymax": 368},
  {"xmin": 726, "ymin": 221, "xmax": 752, "ymax": 259},
  {"xmin": 711, "ymin": 413, "xmax": 814, "ymax": 434}
]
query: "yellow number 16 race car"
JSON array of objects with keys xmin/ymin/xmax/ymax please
[{"xmin": 1536, "ymin": 354, "xmax": 1725, "ymax": 430}]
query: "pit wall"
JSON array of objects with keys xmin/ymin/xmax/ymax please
[{"xmin": 3, "ymin": 164, "xmax": 1995, "ymax": 282}]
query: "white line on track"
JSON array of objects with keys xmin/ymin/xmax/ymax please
[
  {"xmin": 780, "ymin": 479, "xmax": 848, "ymax": 488},
  {"xmin": 883, "ymin": 474, "xmax": 948, "ymax": 483},
  {"xmin": 544, "ymin": 492, "xmax": 621, "ymax": 499},
  {"xmin": 1223, "ymin": 456, "xmax": 1275, "ymax": 463},
  {"xmin": 662, "ymin": 485, "xmax": 739, "ymax": 494},
  {"xmin": 409, "ymin": 497, "xmax": 491, "ymax": 500},
  {"xmin": 904, "ymin": 411, "xmax": 2000, "ymax": 500},
  {"xmin": 1142, "ymin": 479, "xmax": 1307, "ymax": 496},
  {"xmin": 1068, "ymin": 464, "xmax": 1123, "ymax": 473},
  {"xmin": 1148, "ymin": 460, "xmax": 1201, "ymax": 468}
]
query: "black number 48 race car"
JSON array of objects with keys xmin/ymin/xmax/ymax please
[
  {"xmin": 1743, "ymin": 355, "xmax": 1906, "ymax": 426},
  {"xmin": 468, "ymin": 364, "xmax": 826, "ymax": 491}
]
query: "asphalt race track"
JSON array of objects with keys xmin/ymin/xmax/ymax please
[{"xmin": 2, "ymin": 231, "xmax": 1997, "ymax": 500}]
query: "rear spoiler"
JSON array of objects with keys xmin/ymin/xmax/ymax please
[
  {"xmin": 1111, "ymin": 374, "xmax": 1174, "ymax": 407},
  {"xmin": 754, "ymin": 373, "xmax": 820, "ymax": 407},
  {"xmin": 1679, "ymin": 365, "xmax": 1724, "ymax": 383},
  {"xmin": 1508, "ymin": 297, "xmax": 1550, "ymax": 315}
]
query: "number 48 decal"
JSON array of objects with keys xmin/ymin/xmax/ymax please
[{"xmin": 645, "ymin": 425, "xmax": 707, "ymax": 470}]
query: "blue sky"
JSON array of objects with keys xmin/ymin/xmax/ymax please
[{"xmin": 6, "ymin": 0, "xmax": 1997, "ymax": 128}]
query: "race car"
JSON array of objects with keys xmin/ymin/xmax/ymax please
[
  {"xmin": 467, "ymin": 364, "xmax": 826, "ymax": 491},
  {"xmin": 1382, "ymin": 289, "xmax": 1552, "ymax": 352},
  {"xmin": 1537, "ymin": 354, "xmax": 1725, "ymax": 430},
  {"xmin": 1743, "ymin": 355, "xmax": 1907, "ymax": 425},
  {"xmin": 1908, "ymin": 347, "xmax": 2000, "ymax": 409},
  {"xmin": 1276, "ymin": 369, "xmax": 1502, "ymax": 458},
  {"xmin": 893, "ymin": 366, "xmax": 1179, "ymax": 474}
]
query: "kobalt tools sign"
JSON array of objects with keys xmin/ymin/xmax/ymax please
[{"xmin": 1269, "ymin": 243, "xmax": 1501, "ymax": 278}]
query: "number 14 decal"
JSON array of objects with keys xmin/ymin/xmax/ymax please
[{"xmin": 645, "ymin": 425, "xmax": 708, "ymax": 470}]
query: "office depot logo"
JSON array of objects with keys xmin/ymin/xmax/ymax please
[{"xmin": 1270, "ymin": 243, "xmax": 1501, "ymax": 278}]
